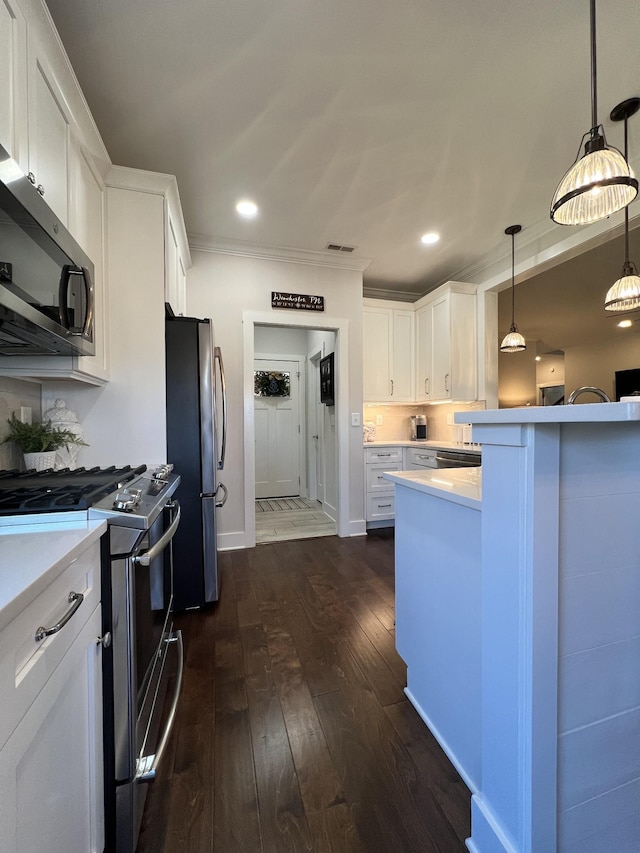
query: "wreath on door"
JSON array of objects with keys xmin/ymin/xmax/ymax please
[{"xmin": 254, "ymin": 370, "xmax": 290, "ymax": 397}]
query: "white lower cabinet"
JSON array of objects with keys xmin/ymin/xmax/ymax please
[
  {"xmin": 364, "ymin": 446, "xmax": 403, "ymax": 523},
  {"xmin": 0, "ymin": 539, "xmax": 104, "ymax": 853}
]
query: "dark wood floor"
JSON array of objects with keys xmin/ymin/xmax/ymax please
[{"xmin": 137, "ymin": 530, "xmax": 471, "ymax": 853}]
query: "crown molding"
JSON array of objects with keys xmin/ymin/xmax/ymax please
[{"xmin": 187, "ymin": 234, "xmax": 372, "ymax": 272}]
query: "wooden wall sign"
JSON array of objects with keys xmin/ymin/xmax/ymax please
[{"xmin": 271, "ymin": 291, "xmax": 324, "ymax": 311}]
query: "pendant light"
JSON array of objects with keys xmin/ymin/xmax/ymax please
[
  {"xmin": 604, "ymin": 97, "xmax": 640, "ymax": 311},
  {"xmin": 550, "ymin": 0, "xmax": 638, "ymax": 225},
  {"xmin": 500, "ymin": 225, "xmax": 526, "ymax": 353}
]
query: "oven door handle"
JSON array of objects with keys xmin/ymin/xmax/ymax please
[
  {"xmin": 133, "ymin": 501, "xmax": 181, "ymax": 567},
  {"xmin": 135, "ymin": 628, "xmax": 184, "ymax": 783}
]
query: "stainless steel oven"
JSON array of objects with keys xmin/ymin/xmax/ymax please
[{"xmin": 93, "ymin": 468, "xmax": 182, "ymax": 853}]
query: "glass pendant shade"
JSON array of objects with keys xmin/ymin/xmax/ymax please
[
  {"xmin": 551, "ymin": 130, "xmax": 638, "ymax": 225},
  {"xmin": 604, "ymin": 263, "xmax": 640, "ymax": 311},
  {"xmin": 500, "ymin": 325, "xmax": 527, "ymax": 352}
]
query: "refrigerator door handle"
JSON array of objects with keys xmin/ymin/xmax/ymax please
[
  {"xmin": 214, "ymin": 346, "xmax": 227, "ymax": 471},
  {"xmin": 214, "ymin": 482, "xmax": 228, "ymax": 508}
]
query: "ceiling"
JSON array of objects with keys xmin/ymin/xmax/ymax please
[{"xmin": 45, "ymin": 0, "xmax": 640, "ymax": 301}]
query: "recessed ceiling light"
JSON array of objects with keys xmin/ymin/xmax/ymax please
[
  {"xmin": 618, "ymin": 319, "xmax": 633, "ymax": 327},
  {"xmin": 420, "ymin": 232, "xmax": 440, "ymax": 245},
  {"xmin": 535, "ymin": 356, "xmax": 542, "ymax": 361},
  {"xmin": 236, "ymin": 199, "xmax": 258, "ymax": 218}
]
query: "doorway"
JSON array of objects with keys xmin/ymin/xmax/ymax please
[{"xmin": 244, "ymin": 313, "xmax": 347, "ymax": 548}]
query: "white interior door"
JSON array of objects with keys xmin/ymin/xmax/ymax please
[
  {"xmin": 307, "ymin": 350, "xmax": 325, "ymax": 504},
  {"xmin": 254, "ymin": 358, "xmax": 301, "ymax": 498}
]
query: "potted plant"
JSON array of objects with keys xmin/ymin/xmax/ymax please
[{"xmin": 2, "ymin": 414, "xmax": 87, "ymax": 471}]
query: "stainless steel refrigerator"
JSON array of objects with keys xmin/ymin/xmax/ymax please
[{"xmin": 165, "ymin": 310, "xmax": 227, "ymax": 610}]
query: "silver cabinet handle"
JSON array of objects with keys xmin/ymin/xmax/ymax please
[
  {"xmin": 378, "ymin": 503, "xmax": 392, "ymax": 508},
  {"xmin": 377, "ymin": 453, "xmax": 391, "ymax": 457},
  {"xmin": 36, "ymin": 184, "xmax": 45, "ymax": 196},
  {"xmin": 215, "ymin": 481, "xmax": 228, "ymax": 508},
  {"xmin": 136, "ymin": 629, "xmax": 184, "ymax": 782},
  {"xmin": 35, "ymin": 591, "xmax": 84, "ymax": 642},
  {"xmin": 133, "ymin": 501, "xmax": 181, "ymax": 566},
  {"xmin": 390, "ymin": 379, "xmax": 394, "ymax": 396},
  {"xmin": 424, "ymin": 378, "xmax": 429, "ymax": 394},
  {"xmin": 445, "ymin": 373, "xmax": 449, "ymax": 393},
  {"xmin": 312, "ymin": 434, "xmax": 319, "ymax": 439},
  {"xmin": 27, "ymin": 171, "xmax": 36, "ymax": 184}
]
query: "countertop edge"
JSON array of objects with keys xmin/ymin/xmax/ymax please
[
  {"xmin": 0, "ymin": 519, "xmax": 107, "ymax": 633},
  {"xmin": 363, "ymin": 439, "xmax": 481, "ymax": 452},
  {"xmin": 383, "ymin": 469, "xmax": 482, "ymax": 509}
]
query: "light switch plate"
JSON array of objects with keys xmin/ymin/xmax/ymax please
[
  {"xmin": 20, "ymin": 406, "xmax": 32, "ymax": 424},
  {"xmin": 351, "ymin": 412, "xmax": 361, "ymax": 427}
]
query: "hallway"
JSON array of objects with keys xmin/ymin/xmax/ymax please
[
  {"xmin": 137, "ymin": 532, "xmax": 471, "ymax": 852},
  {"xmin": 255, "ymin": 498, "xmax": 337, "ymax": 543}
]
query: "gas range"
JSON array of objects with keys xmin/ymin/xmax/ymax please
[{"xmin": 0, "ymin": 464, "xmax": 180, "ymax": 529}]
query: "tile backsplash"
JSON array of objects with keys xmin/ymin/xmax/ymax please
[
  {"xmin": 0, "ymin": 378, "xmax": 42, "ymax": 470},
  {"xmin": 364, "ymin": 400, "xmax": 486, "ymax": 443}
]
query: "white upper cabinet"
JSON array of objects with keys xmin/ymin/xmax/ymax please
[
  {"xmin": 165, "ymin": 200, "xmax": 189, "ymax": 316},
  {"xmin": 363, "ymin": 302, "xmax": 415, "ymax": 402},
  {"xmin": 364, "ymin": 283, "xmax": 478, "ymax": 405},
  {"xmin": 0, "ymin": 0, "xmax": 27, "ymax": 164},
  {"xmin": 26, "ymin": 30, "xmax": 70, "ymax": 224},
  {"xmin": 415, "ymin": 301, "xmax": 433, "ymax": 402},
  {"xmin": 428, "ymin": 283, "xmax": 477, "ymax": 402}
]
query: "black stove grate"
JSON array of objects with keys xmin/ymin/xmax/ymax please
[{"xmin": 0, "ymin": 465, "xmax": 146, "ymax": 514}]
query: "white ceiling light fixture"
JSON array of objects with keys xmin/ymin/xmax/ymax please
[
  {"xmin": 550, "ymin": 0, "xmax": 638, "ymax": 226},
  {"xmin": 236, "ymin": 199, "xmax": 258, "ymax": 218},
  {"xmin": 420, "ymin": 232, "xmax": 440, "ymax": 245},
  {"xmin": 500, "ymin": 224, "xmax": 526, "ymax": 353},
  {"xmin": 617, "ymin": 319, "xmax": 633, "ymax": 328},
  {"xmin": 604, "ymin": 97, "xmax": 640, "ymax": 311}
]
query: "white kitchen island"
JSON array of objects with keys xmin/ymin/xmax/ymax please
[{"xmin": 387, "ymin": 402, "xmax": 640, "ymax": 853}]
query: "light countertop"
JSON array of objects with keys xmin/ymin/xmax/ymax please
[
  {"xmin": 459, "ymin": 400, "xmax": 640, "ymax": 425},
  {"xmin": 364, "ymin": 439, "xmax": 481, "ymax": 452},
  {"xmin": 0, "ymin": 517, "xmax": 107, "ymax": 632},
  {"xmin": 383, "ymin": 467, "xmax": 482, "ymax": 510}
]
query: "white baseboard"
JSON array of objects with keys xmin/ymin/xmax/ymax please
[
  {"xmin": 348, "ymin": 519, "xmax": 367, "ymax": 537},
  {"xmin": 218, "ymin": 531, "xmax": 249, "ymax": 551}
]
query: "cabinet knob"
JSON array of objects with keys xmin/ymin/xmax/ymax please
[
  {"xmin": 27, "ymin": 171, "xmax": 36, "ymax": 184},
  {"xmin": 36, "ymin": 184, "xmax": 45, "ymax": 196},
  {"xmin": 97, "ymin": 631, "xmax": 112, "ymax": 649}
]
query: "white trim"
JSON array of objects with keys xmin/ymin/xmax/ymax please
[
  {"xmin": 188, "ymin": 234, "xmax": 371, "ymax": 272},
  {"xmin": 218, "ymin": 531, "xmax": 250, "ymax": 551},
  {"xmin": 243, "ymin": 310, "xmax": 351, "ymax": 548}
]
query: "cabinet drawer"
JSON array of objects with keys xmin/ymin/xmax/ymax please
[
  {"xmin": 364, "ymin": 447, "xmax": 404, "ymax": 464},
  {"xmin": 405, "ymin": 447, "xmax": 437, "ymax": 468},
  {"xmin": 366, "ymin": 462, "xmax": 402, "ymax": 492},
  {"xmin": 0, "ymin": 540, "xmax": 101, "ymax": 750},
  {"xmin": 366, "ymin": 492, "xmax": 396, "ymax": 521}
]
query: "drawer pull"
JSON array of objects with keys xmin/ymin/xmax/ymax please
[
  {"xmin": 35, "ymin": 591, "xmax": 84, "ymax": 643},
  {"xmin": 377, "ymin": 453, "xmax": 391, "ymax": 457},
  {"xmin": 378, "ymin": 503, "xmax": 392, "ymax": 508}
]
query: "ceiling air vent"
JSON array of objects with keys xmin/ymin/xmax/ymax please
[{"xmin": 326, "ymin": 242, "xmax": 356, "ymax": 253}]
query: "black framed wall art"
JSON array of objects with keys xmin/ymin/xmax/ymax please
[{"xmin": 320, "ymin": 353, "xmax": 335, "ymax": 406}]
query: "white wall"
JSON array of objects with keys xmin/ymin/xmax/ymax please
[
  {"xmin": 0, "ymin": 378, "xmax": 42, "ymax": 470},
  {"xmin": 43, "ymin": 184, "xmax": 168, "ymax": 468},
  {"xmin": 187, "ymin": 248, "xmax": 365, "ymax": 548},
  {"xmin": 254, "ymin": 325, "xmax": 308, "ymax": 355}
]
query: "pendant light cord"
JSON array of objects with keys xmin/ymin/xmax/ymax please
[
  {"xmin": 624, "ymin": 115, "xmax": 630, "ymax": 266},
  {"xmin": 510, "ymin": 231, "xmax": 516, "ymax": 326},
  {"xmin": 590, "ymin": 0, "xmax": 598, "ymax": 133}
]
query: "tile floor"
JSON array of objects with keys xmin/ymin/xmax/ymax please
[{"xmin": 255, "ymin": 499, "xmax": 337, "ymax": 543}]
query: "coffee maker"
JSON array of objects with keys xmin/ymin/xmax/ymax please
[{"xmin": 410, "ymin": 414, "xmax": 427, "ymax": 440}]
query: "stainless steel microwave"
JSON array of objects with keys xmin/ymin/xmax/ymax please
[{"xmin": 0, "ymin": 144, "xmax": 95, "ymax": 357}]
